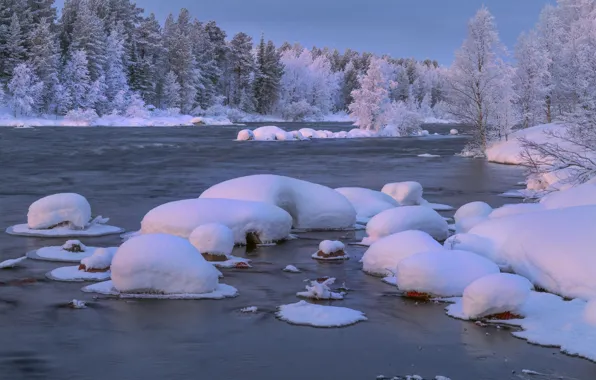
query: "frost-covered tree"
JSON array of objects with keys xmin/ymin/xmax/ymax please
[
  {"xmin": 446, "ymin": 7, "xmax": 507, "ymax": 154},
  {"xmin": 104, "ymin": 27, "xmax": 129, "ymax": 104},
  {"xmin": 161, "ymin": 71, "xmax": 181, "ymax": 109},
  {"xmin": 130, "ymin": 13, "xmax": 163, "ymax": 105},
  {"xmin": 2, "ymin": 13, "xmax": 27, "ymax": 79},
  {"xmin": 349, "ymin": 57, "xmax": 392, "ymax": 131},
  {"xmin": 228, "ymin": 32, "xmax": 255, "ymax": 112},
  {"xmin": 28, "ymin": 17, "xmax": 60, "ymax": 111},
  {"xmin": 28, "ymin": 0, "xmax": 57, "ymax": 24},
  {"xmin": 51, "ymin": 82, "xmax": 72, "ymax": 116},
  {"xmin": 63, "ymin": 49, "xmax": 92, "ymax": 109},
  {"xmin": 8, "ymin": 63, "xmax": 43, "ymax": 116},
  {"xmin": 340, "ymin": 61, "xmax": 359, "ymax": 111},
  {"xmin": 69, "ymin": 0, "xmax": 107, "ymax": 80}
]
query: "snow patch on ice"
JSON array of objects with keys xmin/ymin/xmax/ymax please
[
  {"xmin": 48, "ymin": 266, "xmax": 111, "ymax": 282},
  {"xmin": 276, "ymin": 301, "xmax": 367, "ymax": 327},
  {"xmin": 0, "ymin": 256, "xmax": 26, "ymax": 269}
]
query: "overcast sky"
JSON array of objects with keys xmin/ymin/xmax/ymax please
[{"xmin": 55, "ymin": 0, "xmax": 553, "ymax": 64}]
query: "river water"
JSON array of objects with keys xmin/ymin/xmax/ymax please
[{"xmin": 0, "ymin": 123, "xmax": 594, "ymax": 380}]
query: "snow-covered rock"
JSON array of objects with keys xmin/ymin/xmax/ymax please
[
  {"xmin": 27, "ymin": 193, "xmax": 91, "ymax": 229},
  {"xmin": 381, "ymin": 181, "xmax": 424, "ymax": 206},
  {"xmin": 361, "ymin": 230, "xmax": 442, "ymax": 277},
  {"xmin": 252, "ymin": 125, "xmax": 287, "ymax": 141},
  {"xmin": 298, "ymin": 128, "xmax": 316, "ymax": 138},
  {"xmin": 363, "ymin": 206, "xmax": 449, "ymax": 245},
  {"xmin": 417, "ymin": 153, "xmax": 440, "ymax": 158},
  {"xmin": 140, "ymin": 198, "xmax": 292, "ymax": 244},
  {"xmin": 454, "ymin": 201, "xmax": 493, "ymax": 224},
  {"xmin": 396, "ymin": 250, "xmax": 500, "ymax": 297},
  {"xmin": 236, "ymin": 129, "xmax": 255, "ymax": 141},
  {"xmin": 62, "ymin": 240, "xmax": 87, "ymax": 252},
  {"xmin": 80, "ymin": 248, "xmax": 114, "ymax": 271},
  {"xmin": 461, "ymin": 273, "xmax": 534, "ymax": 319},
  {"xmin": 200, "ymin": 175, "xmax": 356, "ymax": 230},
  {"xmin": 297, "ymin": 278, "xmax": 344, "ymax": 300},
  {"xmin": 189, "ymin": 223, "xmax": 234, "ymax": 258},
  {"xmin": 335, "ymin": 187, "xmax": 398, "ymax": 223},
  {"xmin": 444, "ymin": 233, "xmax": 500, "ymax": 266},
  {"xmin": 470, "ymin": 206, "xmax": 596, "ymax": 300},
  {"xmin": 312, "ymin": 240, "xmax": 348, "ymax": 260},
  {"xmin": 276, "ymin": 301, "xmax": 367, "ymax": 327},
  {"xmin": 111, "ymin": 234, "xmax": 225, "ymax": 295}
]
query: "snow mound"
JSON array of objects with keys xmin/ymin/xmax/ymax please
[
  {"xmin": 489, "ymin": 203, "xmax": 544, "ymax": 219},
  {"xmin": 455, "ymin": 215, "xmax": 488, "ymax": 234},
  {"xmin": 27, "ymin": 244, "xmax": 114, "ymax": 263},
  {"xmin": 363, "ymin": 206, "xmax": 449, "ymax": 245},
  {"xmin": 200, "ymin": 175, "xmax": 356, "ymax": 230},
  {"xmin": 335, "ymin": 187, "xmax": 399, "ymax": 223},
  {"xmin": 80, "ymin": 248, "xmax": 114, "ymax": 271},
  {"xmin": 140, "ymin": 198, "xmax": 292, "ymax": 244},
  {"xmin": 27, "ymin": 193, "xmax": 91, "ymax": 229},
  {"xmin": 540, "ymin": 182, "xmax": 596, "ymax": 210},
  {"xmin": 461, "ymin": 273, "xmax": 534, "ymax": 319},
  {"xmin": 253, "ymin": 126, "xmax": 288, "ymax": 141},
  {"xmin": 48, "ymin": 266, "xmax": 111, "ymax": 282},
  {"xmin": 417, "ymin": 153, "xmax": 440, "ymax": 158},
  {"xmin": 319, "ymin": 240, "xmax": 345, "ymax": 254},
  {"xmin": 486, "ymin": 124, "xmax": 564, "ymax": 165},
  {"xmin": 82, "ymin": 280, "xmax": 237, "ymax": 300},
  {"xmin": 584, "ymin": 300, "xmax": 596, "ymax": 326},
  {"xmin": 237, "ymin": 129, "xmax": 255, "ymax": 141},
  {"xmin": 450, "ymin": 129, "xmax": 459, "ymax": 135},
  {"xmin": 111, "ymin": 234, "xmax": 223, "ymax": 295},
  {"xmin": 0, "ymin": 256, "xmax": 26, "ymax": 269},
  {"xmin": 444, "ymin": 234, "xmax": 500, "ymax": 266},
  {"xmin": 276, "ymin": 301, "xmax": 367, "ymax": 327},
  {"xmin": 396, "ymin": 250, "xmax": 500, "ymax": 297},
  {"xmin": 454, "ymin": 202, "xmax": 493, "ymax": 223},
  {"xmin": 361, "ymin": 230, "xmax": 442, "ymax": 277},
  {"xmin": 297, "ymin": 278, "xmax": 344, "ymax": 300},
  {"xmin": 283, "ymin": 265, "xmax": 301, "ymax": 273},
  {"xmin": 470, "ymin": 206, "xmax": 596, "ymax": 300},
  {"xmin": 189, "ymin": 223, "xmax": 234, "ymax": 256},
  {"xmin": 381, "ymin": 181, "xmax": 424, "ymax": 206}
]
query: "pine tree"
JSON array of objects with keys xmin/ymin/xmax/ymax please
[
  {"xmin": 28, "ymin": 17, "xmax": 60, "ymax": 111},
  {"xmin": 131, "ymin": 13, "xmax": 164, "ymax": 105},
  {"xmin": 8, "ymin": 63, "xmax": 43, "ymax": 116},
  {"xmin": 28, "ymin": 0, "xmax": 57, "ymax": 24},
  {"xmin": 70, "ymin": 0, "xmax": 107, "ymax": 81},
  {"xmin": 254, "ymin": 36, "xmax": 283, "ymax": 114},
  {"xmin": 104, "ymin": 27, "xmax": 130, "ymax": 105},
  {"xmin": 191, "ymin": 20, "xmax": 220, "ymax": 109},
  {"xmin": 162, "ymin": 71, "xmax": 181, "ymax": 109},
  {"xmin": 2, "ymin": 13, "xmax": 27, "ymax": 80},
  {"xmin": 51, "ymin": 81, "xmax": 72, "ymax": 116},
  {"xmin": 204, "ymin": 21, "xmax": 228, "ymax": 95},
  {"xmin": 228, "ymin": 32, "xmax": 255, "ymax": 111},
  {"xmin": 340, "ymin": 61, "xmax": 359, "ymax": 111},
  {"xmin": 63, "ymin": 49, "xmax": 92, "ymax": 109}
]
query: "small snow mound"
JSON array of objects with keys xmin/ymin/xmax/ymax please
[
  {"xmin": 362, "ymin": 230, "xmax": 442, "ymax": 277},
  {"xmin": 541, "ymin": 182, "xmax": 596, "ymax": 210},
  {"xmin": 450, "ymin": 129, "xmax": 459, "ymax": 135},
  {"xmin": 276, "ymin": 301, "xmax": 367, "ymax": 327},
  {"xmin": 364, "ymin": 206, "xmax": 449, "ymax": 245},
  {"xmin": 283, "ymin": 265, "xmax": 301, "ymax": 273},
  {"xmin": 396, "ymin": 250, "xmax": 500, "ymax": 297},
  {"xmin": 62, "ymin": 240, "xmax": 87, "ymax": 252},
  {"xmin": 417, "ymin": 153, "xmax": 441, "ymax": 158},
  {"xmin": 0, "ymin": 256, "xmax": 26, "ymax": 269},
  {"xmin": 454, "ymin": 202, "xmax": 493, "ymax": 224},
  {"xmin": 297, "ymin": 278, "xmax": 344, "ymax": 300},
  {"xmin": 462, "ymin": 273, "xmax": 534, "ymax": 319},
  {"xmin": 111, "ymin": 234, "xmax": 222, "ymax": 295},
  {"xmin": 319, "ymin": 240, "xmax": 345, "ymax": 254},
  {"xmin": 80, "ymin": 248, "xmax": 114, "ymax": 271},
  {"xmin": 381, "ymin": 181, "xmax": 424, "ymax": 206},
  {"xmin": 69, "ymin": 299, "xmax": 87, "ymax": 309},
  {"xmin": 237, "ymin": 129, "xmax": 254, "ymax": 141},
  {"xmin": 189, "ymin": 223, "xmax": 234, "ymax": 256},
  {"xmin": 27, "ymin": 193, "xmax": 92, "ymax": 229},
  {"xmin": 584, "ymin": 300, "xmax": 596, "ymax": 326},
  {"xmin": 240, "ymin": 306, "xmax": 258, "ymax": 313}
]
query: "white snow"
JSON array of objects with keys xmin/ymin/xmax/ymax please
[
  {"xmin": 318, "ymin": 240, "xmax": 345, "ymax": 254},
  {"xmin": 253, "ymin": 125, "xmax": 289, "ymax": 141},
  {"xmin": 0, "ymin": 256, "xmax": 27, "ymax": 269},
  {"xmin": 335, "ymin": 187, "xmax": 399, "ymax": 223},
  {"xmin": 584, "ymin": 300, "xmax": 596, "ymax": 326},
  {"xmin": 454, "ymin": 215, "xmax": 488, "ymax": 234},
  {"xmin": 417, "ymin": 153, "xmax": 441, "ymax": 158},
  {"xmin": 283, "ymin": 265, "xmax": 301, "ymax": 273},
  {"xmin": 276, "ymin": 301, "xmax": 367, "ymax": 327},
  {"xmin": 488, "ymin": 203, "xmax": 544, "ymax": 219},
  {"xmin": 443, "ymin": 233, "xmax": 501, "ymax": 266},
  {"xmin": 27, "ymin": 244, "xmax": 114, "ymax": 263},
  {"xmin": 27, "ymin": 193, "xmax": 91, "ymax": 229},
  {"xmin": 450, "ymin": 129, "xmax": 459, "ymax": 135},
  {"xmin": 82, "ymin": 280, "xmax": 238, "ymax": 300},
  {"xmin": 200, "ymin": 175, "xmax": 356, "ymax": 230},
  {"xmin": 396, "ymin": 250, "xmax": 500, "ymax": 297},
  {"xmin": 363, "ymin": 206, "xmax": 449, "ymax": 245},
  {"xmin": 454, "ymin": 201, "xmax": 493, "ymax": 223},
  {"xmin": 80, "ymin": 248, "xmax": 114, "ymax": 271},
  {"xmin": 447, "ymin": 292, "xmax": 596, "ymax": 361},
  {"xmin": 470, "ymin": 205, "xmax": 596, "ymax": 300},
  {"xmin": 486, "ymin": 124, "xmax": 564, "ymax": 165},
  {"xmin": 540, "ymin": 182, "xmax": 596, "ymax": 210},
  {"xmin": 361, "ymin": 230, "xmax": 442, "ymax": 277},
  {"xmin": 140, "ymin": 198, "xmax": 293, "ymax": 244},
  {"xmin": 236, "ymin": 129, "xmax": 255, "ymax": 141},
  {"xmin": 382, "ymin": 276, "xmax": 397, "ymax": 286},
  {"xmin": 7, "ymin": 222, "xmax": 123, "ymax": 238},
  {"xmin": 297, "ymin": 278, "xmax": 345, "ymax": 300},
  {"xmin": 110, "ymin": 234, "xmax": 225, "ymax": 295},
  {"xmin": 189, "ymin": 223, "xmax": 234, "ymax": 256},
  {"xmin": 62, "ymin": 240, "xmax": 87, "ymax": 251},
  {"xmin": 381, "ymin": 181, "xmax": 424, "ymax": 206},
  {"xmin": 48, "ymin": 266, "xmax": 111, "ymax": 282},
  {"xmin": 69, "ymin": 300, "xmax": 87, "ymax": 309},
  {"xmin": 461, "ymin": 273, "xmax": 534, "ymax": 319}
]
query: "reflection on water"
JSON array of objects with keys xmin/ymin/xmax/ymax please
[{"xmin": 0, "ymin": 124, "xmax": 593, "ymax": 380}]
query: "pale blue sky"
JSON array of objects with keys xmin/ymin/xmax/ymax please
[{"xmin": 54, "ymin": 0, "xmax": 554, "ymax": 64}]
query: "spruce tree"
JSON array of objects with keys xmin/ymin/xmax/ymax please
[{"xmin": 228, "ymin": 32, "xmax": 255, "ymax": 111}]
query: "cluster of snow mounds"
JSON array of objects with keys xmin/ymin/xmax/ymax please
[
  {"xmin": 361, "ymin": 230, "xmax": 442, "ymax": 277},
  {"xmin": 88, "ymin": 234, "xmax": 237, "ymax": 297},
  {"xmin": 453, "ymin": 201, "xmax": 493, "ymax": 234},
  {"xmin": 200, "ymin": 175, "xmax": 356, "ymax": 230},
  {"xmin": 335, "ymin": 187, "xmax": 399, "ymax": 224},
  {"xmin": 236, "ymin": 125, "xmax": 388, "ymax": 141},
  {"xmin": 396, "ymin": 250, "xmax": 500, "ymax": 297},
  {"xmin": 470, "ymin": 205, "xmax": 596, "ymax": 300},
  {"xmin": 276, "ymin": 301, "xmax": 367, "ymax": 327},
  {"xmin": 297, "ymin": 278, "xmax": 344, "ymax": 300},
  {"xmin": 362, "ymin": 206, "xmax": 449, "ymax": 245},
  {"xmin": 140, "ymin": 198, "xmax": 292, "ymax": 245},
  {"xmin": 460, "ymin": 273, "xmax": 534, "ymax": 319},
  {"xmin": 6, "ymin": 193, "xmax": 123, "ymax": 237}
]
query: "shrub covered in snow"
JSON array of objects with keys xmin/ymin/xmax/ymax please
[
  {"xmin": 27, "ymin": 193, "xmax": 92, "ymax": 230},
  {"xmin": 462, "ymin": 273, "xmax": 534, "ymax": 319},
  {"xmin": 64, "ymin": 108, "xmax": 99, "ymax": 124},
  {"xmin": 381, "ymin": 181, "xmax": 424, "ymax": 206},
  {"xmin": 396, "ymin": 250, "xmax": 500, "ymax": 297},
  {"xmin": 364, "ymin": 206, "xmax": 449, "ymax": 245},
  {"xmin": 140, "ymin": 198, "xmax": 292, "ymax": 245},
  {"xmin": 111, "ymin": 234, "xmax": 221, "ymax": 294},
  {"xmin": 361, "ymin": 230, "xmax": 442, "ymax": 277},
  {"xmin": 335, "ymin": 187, "xmax": 399, "ymax": 223},
  {"xmin": 200, "ymin": 175, "xmax": 356, "ymax": 230},
  {"xmin": 188, "ymin": 223, "xmax": 234, "ymax": 260}
]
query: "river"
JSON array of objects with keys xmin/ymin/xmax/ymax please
[{"xmin": 0, "ymin": 123, "xmax": 593, "ymax": 380}]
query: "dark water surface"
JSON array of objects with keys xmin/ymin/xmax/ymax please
[{"xmin": 0, "ymin": 124, "xmax": 594, "ymax": 380}]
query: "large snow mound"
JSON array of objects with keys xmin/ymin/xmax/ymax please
[
  {"xmin": 276, "ymin": 301, "xmax": 367, "ymax": 327},
  {"xmin": 27, "ymin": 193, "xmax": 92, "ymax": 229},
  {"xmin": 335, "ymin": 187, "xmax": 398, "ymax": 223},
  {"xmin": 361, "ymin": 230, "xmax": 442, "ymax": 277},
  {"xmin": 461, "ymin": 273, "xmax": 534, "ymax": 319},
  {"xmin": 488, "ymin": 203, "xmax": 544, "ymax": 219},
  {"xmin": 140, "ymin": 198, "xmax": 292, "ymax": 244},
  {"xmin": 540, "ymin": 182, "xmax": 596, "ymax": 210},
  {"xmin": 381, "ymin": 182, "xmax": 424, "ymax": 206},
  {"xmin": 470, "ymin": 206, "xmax": 596, "ymax": 300},
  {"xmin": 486, "ymin": 124, "xmax": 565, "ymax": 165},
  {"xmin": 454, "ymin": 202, "xmax": 493, "ymax": 224},
  {"xmin": 363, "ymin": 206, "xmax": 449, "ymax": 245},
  {"xmin": 396, "ymin": 250, "xmax": 500, "ymax": 297},
  {"xmin": 444, "ymin": 233, "xmax": 500, "ymax": 266},
  {"xmin": 111, "ymin": 234, "xmax": 222, "ymax": 295},
  {"xmin": 189, "ymin": 223, "xmax": 234, "ymax": 256},
  {"xmin": 200, "ymin": 175, "xmax": 356, "ymax": 230}
]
